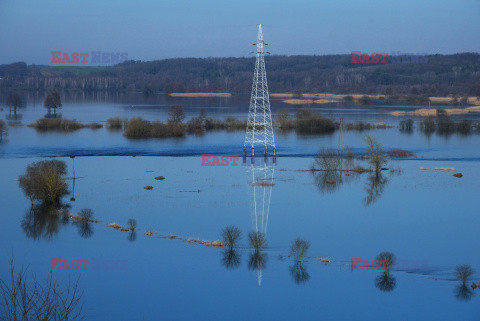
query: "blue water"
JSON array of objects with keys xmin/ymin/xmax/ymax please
[{"xmin": 1, "ymin": 94, "xmax": 479, "ymax": 320}]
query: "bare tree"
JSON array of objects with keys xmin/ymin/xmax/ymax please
[
  {"xmin": 363, "ymin": 135, "xmax": 387, "ymax": 175},
  {"xmin": 0, "ymin": 258, "xmax": 84, "ymax": 321},
  {"xmin": 169, "ymin": 105, "xmax": 185, "ymax": 124}
]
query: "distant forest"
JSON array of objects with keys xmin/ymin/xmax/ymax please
[{"xmin": 1, "ymin": 53, "xmax": 480, "ymax": 96}]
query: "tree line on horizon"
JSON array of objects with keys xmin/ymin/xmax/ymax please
[{"xmin": 0, "ymin": 53, "xmax": 480, "ymax": 95}]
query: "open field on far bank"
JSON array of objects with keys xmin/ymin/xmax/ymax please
[{"xmin": 391, "ymin": 106, "xmax": 480, "ymax": 117}]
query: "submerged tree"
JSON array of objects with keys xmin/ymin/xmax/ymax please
[
  {"xmin": 44, "ymin": 92, "xmax": 62, "ymax": 115},
  {"xmin": 169, "ymin": 105, "xmax": 185, "ymax": 124},
  {"xmin": 364, "ymin": 135, "xmax": 387, "ymax": 176},
  {"xmin": 453, "ymin": 264, "xmax": 475, "ymax": 301},
  {"xmin": 221, "ymin": 226, "xmax": 242, "ymax": 249},
  {"xmin": 0, "ymin": 258, "xmax": 84, "ymax": 320},
  {"xmin": 374, "ymin": 251, "xmax": 397, "ymax": 292},
  {"xmin": 376, "ymin": 252, "xmax": 396, "ymax": 271},
  {"xmin": 19, "ymin": 160, "xmax": 69, "ymax": 204},
  {"xmin": 0, "ymin": 120, "xmax": 7, "ymax": 142},
  {"xmin": 289, "ymin": 238, "xmax": 311, "ymax": 285},
  {"xmin": 6, "ymin": 93, "xmax": 23, "ymax": 115},
  {"xmin": 248, "ymin": 231, "xmax": 267, "ymax": 252},
  {"xmin": 455, "ymin": 264, "xmax": 475, "ymax": 285},
  {"xmin": 289, "ymin": 238, "xmax": 310, "ymax": 262}
]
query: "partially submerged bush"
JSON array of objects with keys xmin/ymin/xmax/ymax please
[
  {"xmin": 28, "ymin": 118, "xmax": 102, "ymax": 132},
  {"xmin": 364, "ymin": 135, "xmax": 387, "ymax": 175},
  {"xmin": 78, "ymin": 208, "xmax": 93, "ymax": 222},
  {"xmin": 127, "ymin": 219, "xmax": 137, "ymax": 231},
  {"xmin": 456, "ymin": 264, "xmax": 475, "ymax": 284},
  {"xmin": 289, "ymin": 238, "xmax": 310, "ymax": 262},
  {"xmin": 248, "ymin": 231, "xmax": 267, "ymax": 252},
  {"xmin": 221, "ymin": 226, "xmax": 242, "ymax": 249},
  {"xmin": 295, "ymin": 108, "xmax": 335, "ymax": 134},
  {"xmin": 420, "ymin": 116, "xmax": 436, "ymax": 134},
  {"xmin": 388, "ymin": 149, "xmax": 416, "ymax": 158},
  {"xmin": 19, "ymin": 160, "xmax": 69, "ymax": 204},
  {"xmin": 376, "ymin": 252, "xmax": 396, "ymax": 270},
  {"xmin": 276, "ymin": 109, "xmax": 293, "ymax": 129},
  {"xmin": 107, "ymin": 117, "xmax": 126, "ymax": 130},
  {"xmin": 315, "ymin": 148, "xmax": 343, "ymax": 171},
  {"xmin": 0, "ymin": 119, "xmax": 7, "ymax": 141},
  {"xmin": 399, "ymin": 119, "xmax": 414, "ymax": 132},
  {"xmin": 358, "ymin": 95, "xmax": 374, "ymax": 105},
  {"xmin": 124, "ymin": 117, "xmax": 186, "ymax": 139}
]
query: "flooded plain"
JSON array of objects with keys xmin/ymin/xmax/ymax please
[{"xmin": 1, "ymin": 93, "xmax": 479, "ymax": 320}]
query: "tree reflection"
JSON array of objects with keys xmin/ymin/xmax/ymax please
[
  {"xmin": 375, "ymin": 271, "xmax": 396, "ymax": 292},
  {"xmin": 73, "ymin": 220, "xmax": 93, "ymax": 239},
  {"xmin": 221, "ymin": 249, "xmax": 241, "ymax": 270},
  {"xmin": 455, "ymin": 284, "xmax": 474, "ymax": 301},
  {"xmin": 289, "ymin": 262, "xmax": 310, "ymax": 285},
  {"xmin": 127, "ymin": 230, "xmax": 137, "ymax": 242},
  {"xmin": 248, "ymin": 251, "xmax": 267, "ymax": 272},
  {"xmin": 363, "ymin": 173, "xmax": 388, "ymax": 206},
  {"xmin": 313, "ymin": 170, "xmax": 344, "ymax": 193},
  {"xmin": 21, "ymin": 203, "xmax": 71, "ymax": 240}
]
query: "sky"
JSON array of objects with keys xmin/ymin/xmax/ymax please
[{"xmin": 0, "ymin": 0, "xmax": 479, "ymax": 65}]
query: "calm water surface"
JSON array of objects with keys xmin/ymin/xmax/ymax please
[{"xmin": 0, "ymin": 94, "xmax": 479, "ymax": 320}]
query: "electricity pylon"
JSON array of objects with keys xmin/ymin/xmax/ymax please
[{"xmin": 244, "ymin": 24, "xmax": 276, "ymax": 157}]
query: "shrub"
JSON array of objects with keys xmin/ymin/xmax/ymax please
[
  {"xmin": 0, "ymin": 259, "xmax": 84, "ymax": 320},
  {"xmin": 0, "ymin": 119, "xmax": 7, "ymax": 141},
  {"xmin": 289, "ymin": 238, "xmax": 310, "ymax": 262},
  {"xmin": 78, "ymin": 208, "xmax": 93, "ymax": 222},
  {"xmin": 364, "ymin": 135, "xmax": 387, "ymax": 175},
  {"xmin": 187, "ymin": 116, "xmax": 205, "ymax": 135},
  {"xmin": 221, "ymin": 226, "xmax": 242, "ymax": 249},
  {"xmin": 420, "ymin": 116, "xmax": 436, "ymax": 134},
  {"xmin": 276, "ymin": 109, "xmax": 292, "ymax": 129},
  {"xmin": 248, "ymin": 231, "xmax": 267, "ymax": 252},
  {"xmin": 399, "ymin": 119, "xmax": 414, "ymax": 132},
  {"xmin": 127, "ymin": 219, "xmax": 137, "ymax": 231},
  {"xmin": 169, "ymin": 105, "xmax": 185, "ymax": 123},
  {"xmin": 295, "ymin": 108, "xmax": 335, "ymax": 134},
  {"xmin": 343, "ymin": 95, "xmax": 354, "ymax": 102},
  {"xmin": 388, "ymin": 149, "xmax": 416, "ymax": 158},
  {"xmin": 19, "ymin": 160, "xmax": 69, "ymax": 204},
  {"xmin": 107, "ymin": 117, "xmax": 126, "ymax": 130},
  {"xmin": 28, "ymin": 118, "xmax": 102, "ymax": 132},
  {"xmin": 376, "ymin": 252, "xmax": 396, "ymax": 270},
  {"xmin": 358, "ymin": 95, "xmax": 374, "ymax": 105},
  {"xmin": 315, "ymin": 148, "xmax": 343, "ymax": 171},
  {"xmin": 124, "ymin": 117, "xmax": 186, "ymax": 139},
  {"xmin": 456, "ymin": 120, "xmax": 472, "ymax": 135},
  {"xmin": 456, "ymin": 264, "xmax": 475, "ymax": 284}
]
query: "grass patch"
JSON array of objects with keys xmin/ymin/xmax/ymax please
[
  {"xmin": 388, "ymin": 149, "xmax": 416, "ymax": 158},
  {"xmin": 29, "ymin": 118, "xmax": 103, "ymax": 132},
  {"xmin": 124, "ymin": 117, "xmax": 186, "ymax": 139}
]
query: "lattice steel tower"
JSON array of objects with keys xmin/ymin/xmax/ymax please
[{"xmin": 244, "ymin": 24, "xmax": 276, "ymax": 157}]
